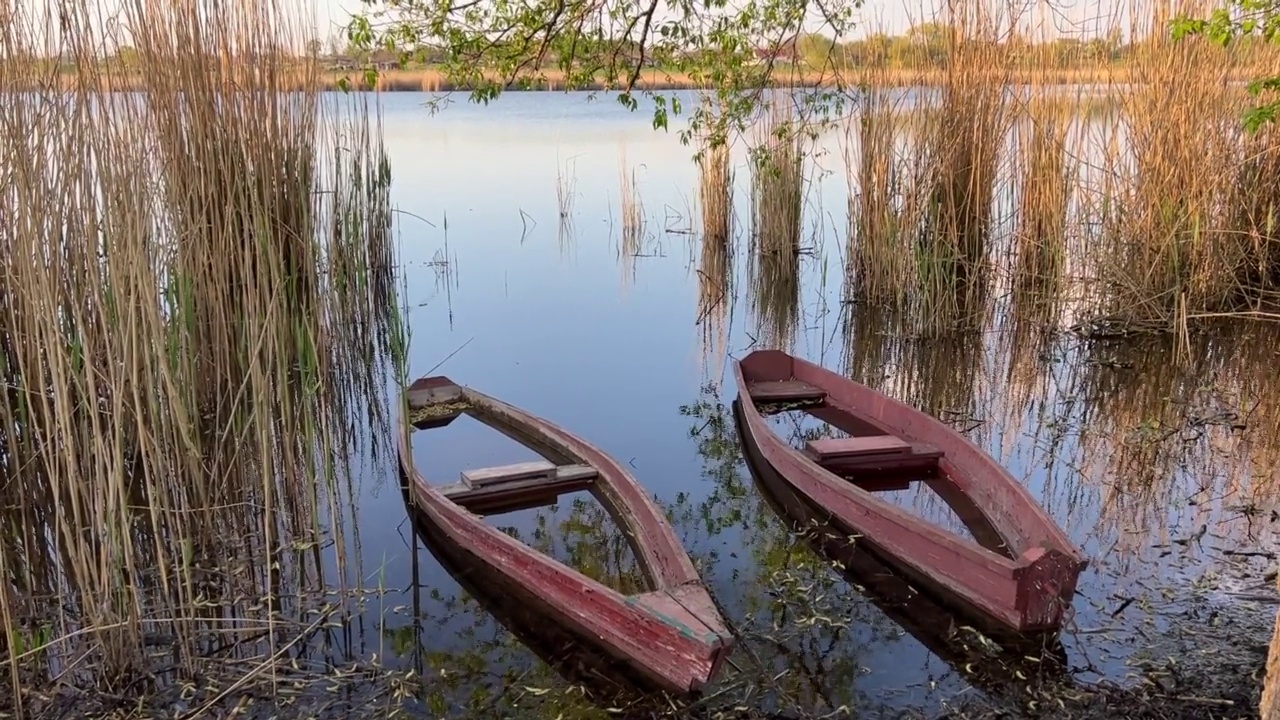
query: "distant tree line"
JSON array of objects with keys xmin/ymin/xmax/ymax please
[{"xmin": 93, "ymin": 21, "xmax": 1271, "ymax": 75}]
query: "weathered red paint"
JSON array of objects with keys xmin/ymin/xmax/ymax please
[
  {"xmin": 399, "ymin": 376, "xmax": 733, "ymax": 695},
  {"xmin": 733, "ymin": 350, "xmax": 1088, "ymax": 632},
  {"xmin": 736, "ymin": 413, "xmax": 1071, "ymax": 690}
]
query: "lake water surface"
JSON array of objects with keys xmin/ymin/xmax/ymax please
[{"xmin": 336, "ymin": 90, "xmax": 1280, "ymax": 718}]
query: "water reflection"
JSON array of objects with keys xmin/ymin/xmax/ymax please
[{"xmin": 696, "ymin": 227, "xmax": 734, "ymax": 376}]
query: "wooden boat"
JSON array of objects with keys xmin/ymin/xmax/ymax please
[
  {"xmin": 734, "ymin": 397, "xmax": 1072, "ymax": 689},
  {"xmin": 397, "ymin": 375, "xmax": 734, "ymax": 696},
  {"xmin": 400, "ymin": 487, "xmax": 676, "ymax": 704},
  {"xmin": 732, "ymin": 349, "xmax": 1088, "ymax": 633}
]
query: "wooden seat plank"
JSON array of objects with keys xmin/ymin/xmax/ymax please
[
  {"xmin": 818, "ymin": 443, "xmax": 945, "ymax": 474},
  {"xmin": 462, "ymin": 459, "xmax": 557, "ymax": 488},
  {"xmin": 804, "ymin": 435, "xmax": 910, "ymax": 461},
  {"xmin": 747, "ymin": 380, "xmax": 828, "ymax": 404},
  {"xmin": 442, "ymin": 464, "xmax": 599, "ymax": 515}
]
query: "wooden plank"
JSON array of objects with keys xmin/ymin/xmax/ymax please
[
  {"xmin": 443, "ymin": 464, "xmax": 599, "ymax": 515},
  {"xmin": 819, "ymin": 443, "xmax": 944, "ymax": 475},
  {"xmin": 804, "ymin": 435, "xmax": 910, "ymax": 461},
  {"xmin": 748, "ymin": 380, "xmax": 827, "ymax": 404},
  {"xmin": 462, "ymin": 460, "xmax": 557, "ymax": 488}
]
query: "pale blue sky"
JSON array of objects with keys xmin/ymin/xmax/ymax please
[
  {"xmin": 313, "ymin": 0, "xmax": 1140, "ymax": 49},
  {"xmin": 9, "ymin": 0, "xmax": 1142, "ymax": 56}
]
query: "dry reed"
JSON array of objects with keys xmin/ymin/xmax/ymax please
[
  {"xmin": 0, "ymin": 0, "xmax": 398, "ymax": 711},
  {"xmin": 1091, "ymin": 3, "xmax": 1250, "ymax": 325},
  {"xmin": 698, "ymin": 139, "xmax": 733, "ymax": 249},
  {"xmin": 617, "ymin": 155, "xmax": 646, "ymax": 285},
  {"xmin": 750, "ymin": 102, "xmax": 806, "ymax": 256},
  {"xmin": 835, "ymin": 0, "xmax": 1280, "ymax": 331},
  {"xmin": 747, "ymin": 101, "xmax": 806, "ymax": 350},
  {"xmin": 557, "ymin": 159, "xmax": 578, "ymax": 252},
  {"xmin": 695, "ymin": 135, "xmax": 735, "ymax": 372},
  {"xmin": 844, "ymin": 83, "xmax": 915, "ymax": 305},
  {"xmin": 1011, "ymin": 92, "xmax": 1073, "ymax": 299}
]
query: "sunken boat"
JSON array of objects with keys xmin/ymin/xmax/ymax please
[
  {"xmin": 732, "ymin": 350, "xmax": 1088, "ymax": 633},
  {"xmin": 735, "ymin": 396, "xmax": 1073, "ymax": 687},
  {"xmin": 398, "ymin": 376, "xmax": 733, "ymax": 696}
]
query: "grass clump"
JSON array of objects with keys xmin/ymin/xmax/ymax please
[{"xmin": 0, "ymin": 0, "xmax": 400, "ymax": 712}]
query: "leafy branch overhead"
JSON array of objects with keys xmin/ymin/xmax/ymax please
[
  {"xmin": 1171, "ymin": 0, "xmax": 1280, "ymax": 130},
  {"xmin": 346, "ymin": 0, "xmax": 861, "ymax": 143}
]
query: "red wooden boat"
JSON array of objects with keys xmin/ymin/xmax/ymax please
[
  {"xmin": 402, "ymin": 493, "xmax": 680, "ymax": 703},
  {"xmin": 734, "ymin": 398, "xmax": 1071, "ymax": 685},
  {"xmin": 397, "ymin": 376, "xmax": 733, "ymax": 696},
  {"xmin": 732, "ymin": 349, "xmax": 1087, "ymax": 632}
]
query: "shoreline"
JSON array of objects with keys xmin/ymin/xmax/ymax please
[
  {"xmin": 29, "ymin": 64, "xmax": 1267, "ymax": 94},
  {"xmin": 325, "ymin": 65, "xmax": 1266, "ymax": 92}
]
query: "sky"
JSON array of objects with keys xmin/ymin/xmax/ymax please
[
  {"xmin": 6, "ymin": 0, "xmax": 1147, "ymax": 57},
  {"xmin": 313, "ymin": 0, "xmax": 1144, "ymax": 49}
]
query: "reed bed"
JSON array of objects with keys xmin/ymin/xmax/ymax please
[
  {"xmin": 1011, "ymin": 93, "xmax": 1073, "ymax": 300},
  {"xmin": 0, "ymin": 0, "xmax": 399, "ymax": 712},
  {"xmin": 845, "ymin": 88, "xmax": 914, "ymax": 306},
  {"xmin": 830, "ymin": 0, "xmax": 1280, "ymax": 333}
]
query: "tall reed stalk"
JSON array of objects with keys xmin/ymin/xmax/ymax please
[
  {"xmin": 618, "ymin": 154, "xmax": 645, "ymax": 285},
  {"xmin": 845, "ymin": 83, "xmax": 915, "ymax": 304},
  {"xmin": 750, "ymin": 102, "xmax": 805, "ymax": 256},
  {"xmin": 696, "ymin": 136, "xmax": 734, "ymax": 372},
  {"xmin": 748, "ymin": 101, "xmax": 806, "ymax": 349},
  {"xmin": 1012, "ymin": 93, "xmax": 1072, "ymax": 299},
  {"xmin": 0, "ymin": 0, "xmax": 399, "ymax": 711},
  {"xmin": 698, "ymin": 139, "xmax": 733, "ymax": 251}
]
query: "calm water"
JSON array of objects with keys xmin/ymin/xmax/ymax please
[{"xmin": 334, "ymin": 90, "xmax": 1279, "ymax": 717}]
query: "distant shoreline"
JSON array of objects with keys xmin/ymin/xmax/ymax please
[
  {"xmin": 29, "ymin": 64, "xmax": 1264, "ymax": 94},
  {"xmin": 319, "ymin": 65, "xmax": 1264, "ymax": 92}
]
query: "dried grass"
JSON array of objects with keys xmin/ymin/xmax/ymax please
[
  {"xmin": 0, "ymin": 0, "xmax": 399, "ymax": 709},
  {"xmin": 837, "ymin": 0, "xmax": 1280, "ymax": 332}
]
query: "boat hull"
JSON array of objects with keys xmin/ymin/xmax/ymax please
[
  {"xmin": 399, "ymin": 376, "xmax": 733, "ymax": 696},
  {"xmin": 733, "ymin": 350, "xmax": 1087, "ymax": 633},
  {"xmin": 404, "ymin": 495, "xmax": 701, "ymax": 701},
  {"xmin": 735, "ymin": 399, "xmax": 1075, "ymax": 665}
]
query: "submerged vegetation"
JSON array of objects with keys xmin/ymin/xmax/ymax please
[{"xmin": 0, "ymin": 0, "xmax": 401, "ymax": 714}]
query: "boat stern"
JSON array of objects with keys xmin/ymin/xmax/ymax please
[
  {"xmin": 737, "ymin": 349, "xmax": 797, "ymax": 384},
  {"xmin": 1013, "ymin": 545, "xmax": 1087, "ymax": 630},
  {"xmin": 628, "ymin": 584, "xmax": 736, "ymax": 695},
  {"xmin": 404, "ymin": 376, "xmax": 470, "ymax": 429}
]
